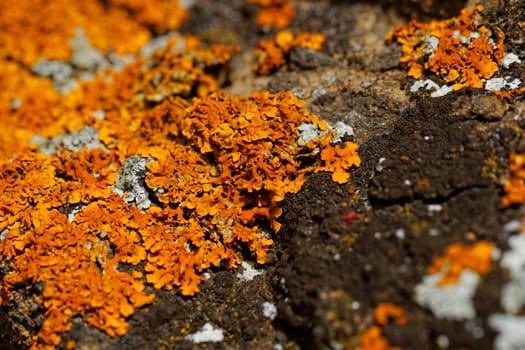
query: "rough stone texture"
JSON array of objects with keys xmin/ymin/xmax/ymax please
[{"xmin": 3, "ymin": 1, "xmax": 525, "ymax": 349}]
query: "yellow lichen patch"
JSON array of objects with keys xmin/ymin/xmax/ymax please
[
  {"xmin": 386, "ymin": 5, "xmax": 506, "ymax": 91},
  {"xmin": 248, "ymin": 0, "xmax": 295, "ymax": 28},
  {"xmin": 502, "ymin": 153, "xmax": 525, "ymax": 206},
  {"xmin": 254, "ymin": 30, "xmax": 326, "ymax": 75},
  {"xmin": 427, "ymin": 241, "xmax": 495, "ymax": 286}
]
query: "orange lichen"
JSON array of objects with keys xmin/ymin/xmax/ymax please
[
  {"xmin": 249, "ymin": 0, "xmax": 295, "ymax": 28},
  {"xmin": 316, "ymin": 141, "xmax": 361, "ymax": 184},
  {"xmin": 359, "ymin": 326, "xmax": 402, "ymax": 350},
  {"xmin": 254, "ymin": 30, "xmax": 326, "ymax": 75},
  {"xmin": 359, "ymin": 304, "xmax": 407, "ymax": 350},
  {"xmin": 374, "ymin": 303, "xmax": 408, "ymax": 326},
  {"xmin": 427, "ymin": 241, "xmax": 495, "ymax": 286},
  {"xmin": 0, "ymin": 33, "xmax": 357, "ymax": 350},
  {"xmin": 0, "ymin": 152, "xmax": 155, "ymax": 346},
  {"xmin": 0, "ymin": 1, "xmax": 191, "ymax": 159},
  {"xmin": 0, "ymin": 1, "xmax": 360, "ymax": 348},
  {"xmin": 0, "ymin": 0, "xmax": 187, "ymax": 66},
  {"xmin": 106, "ymin": 0, "xmax": 187, "ymax": 33},
  {"xmin": 502, "ymin": 153, "xmax": 525, "ymax": 206},
  {"xmin": 386, "ymin": 5, "xmax": 506, "ymax": 91},
  {"xmin": 492, "ymin": 87, "xmax": 525, "ymax": 99},
  {"xmin": 0, "ymin": 89, "xmax": 360, "ymax": 348}
]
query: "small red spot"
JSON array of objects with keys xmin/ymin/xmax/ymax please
[{"xmin": 343, "ymin": 211, "xmax": 358, "ymax": 222}]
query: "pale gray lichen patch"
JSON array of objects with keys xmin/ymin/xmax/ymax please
[
  {"xmin": 236, "ymin": 261, "xmax": 263, "ymax": 282},
  {"xmin": 451, "ymin": 30, "xmax": 480, "ymax": 45},
  {"xmin": 31, "ymin": 59, "xmax": 77, "ymax": 94},
  {"xmin": 331, "ymin": 121, "xmax": 354, "ymax": 143},
  {"xmin": 91, "ymin": 110, "xmax": 105, "ymax": 120},
  {"xmin": 262, "ymin": 301, "xmax": 277, "ymax": 320},
  {"xmin": 297, "ymin": 123, "xmax": 326, "ymax": 145},
  {"xmin": 30, "ymin": 126, "xmax": 108, "ymax": 156},
  {"xmin": 503, "ymin": 220, "xmax": 521, "ymax": 233},
  {"xmin": 112, "ymin": 156, "xmax": 155, "ymax": 210},
  {"xmin": 11, "ymin": 98, "xmax": 22, "ymax": 110},
  {"xmin": 70, "ymin": 28, "xmax": 107, "ymax": 71},
  {"xmin": 140, "ymin": 31, "xmax": 185, "ymax": 58},
  {"xmin": 410, "ymin": 79, "xmax": 453, "ymax": 97},
  {"xmin": 423, "ymin": 36, "xmax": 440, "ymax": 59},
  {"xmin": 502, "ymin": 53, "xmax": 522, "ymax": 69},
  {"xmin": 67, "ymin": 205, "xmax": 85, "ymax": 223},
  {"xmin": 297, "ymin": 121, "xmax": 354, "ymax": 146},
  {"xmin": 489, "ymin": 314, "xmax": 525, "ymax": 350},
  {"xmin": 414, "ymin": 270, "xmax": 480, "ymax": 320},
  {"xmin": 186, "ymin": 323, "xmax": 224, "ymax": 343},
  {"xmin": 485, "ymin": 77, "xmax": 522, "ymax": 91},
  {"xmin": 179, "ymin": 0, "xmax": 195, "ymax": 8},
  {"xmin": 61, "ymin": 126, "xmax": 107, "ymax": 152},
  {"xmin": 31, "ymin": 27, "xmax": 128, "ymax": 94},
  {"xmin": 0, "ymin": 229, "xmax": 8, "ymax": 242},
  {"xmin": 499, "ymin": 235, "xmax": 525, "ymax": 314},
  {"xmin": 291, "ymin": 86, "xmax": 307, "ymax": 99}
]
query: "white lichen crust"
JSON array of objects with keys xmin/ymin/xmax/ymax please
[{"xmin": 415, "ymin": 270, "xmax": 480, "ymax": 320}]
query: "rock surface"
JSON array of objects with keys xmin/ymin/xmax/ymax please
[{"xmin": 1, "ymin": 1, "xmax": 525, "ymax": 349}]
